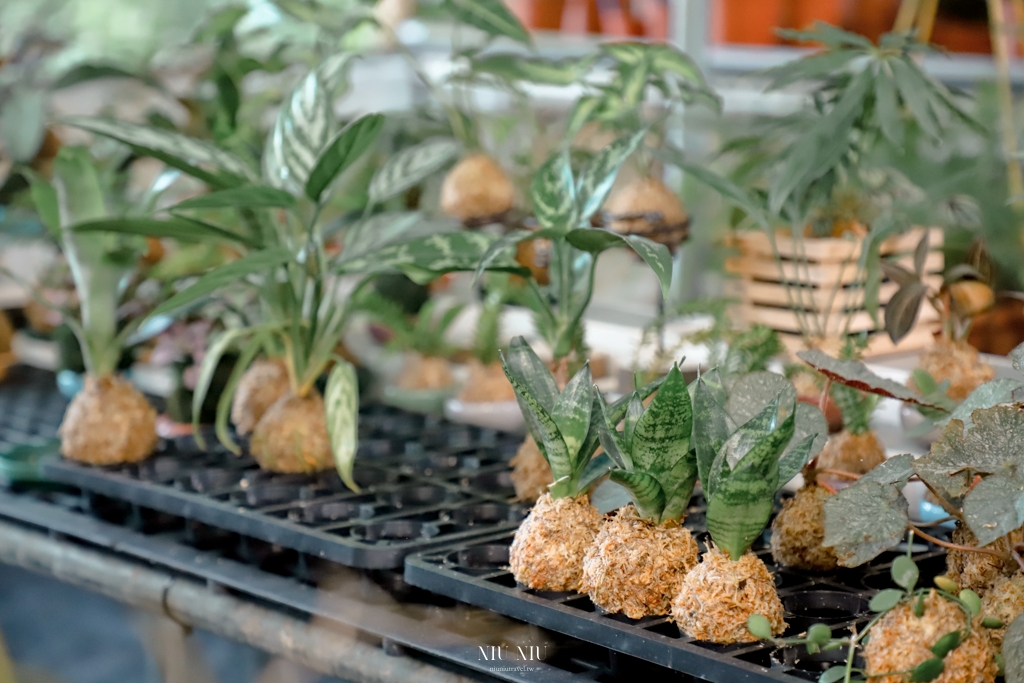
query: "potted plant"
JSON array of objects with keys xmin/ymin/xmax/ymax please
[
  {"xmin": 580, "ymin": 363, "xmax": 700, "ymax": 619},
  {"xmin": 671, "ymin": 374, "xmax": 825, "ymax": 643},
  {"xmin": 502, "ymin": 336, "xmax": 661, "ymax": 592}
]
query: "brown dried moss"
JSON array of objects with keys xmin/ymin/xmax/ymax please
[
  {"xmin": 946, "ymin": 524, "xmax": 1024, "ymax": 594},
  {"xmin": 60, "ymin": 374, "xmax": 158, "ymax": 465},
  {"xmin": 914, "ymin": 339, "xmax": 994, "ymax": 402},
  {"xmin": 440, "ymin": 154, "xmax": 514, "ymax": 224},
  {"xmin": 457, "ymin": 359, "xmax": 516, "ymax": 403},
  {"xmin": 250, "ymin": 391, "xmax": 332, "ymax": 473},
  {"xmin": 865, "ymin": 591, "xmax": 998, "ymax": 683},
  {"xmin": 604, "ymin": 177, "xmax": 689, "ymax": 248},
  {"xmin": 395, "ymin": 353, "xmax": 454, "ymax": 391},
  {"xmin": 231, "ymin": 358, "xmax": 291, "ymax": 436},
  {"xmin": 509, "ymin": 435, "xmax": 553, "ymax": 503},
  {"xmin": 770, "ymin": 484, "xmax": 838, "ymax": 571},
  {"xmin": 815, "ymin": 430, "xmax": 886, "ymax": 488},
  {"xmin": 671, "ymin": 547, "xmax": 786, "ymax": 644},
  {"xmin": 581, "ymin": 505, "xmax": 699, "ymax": 619},
  {"xmin": 509, "ymin": 493, "xmax": 602, "ymax": 592},
  {"xmin": 981, "ymin": 574, "xmax": 1024, "ymax": 646}
]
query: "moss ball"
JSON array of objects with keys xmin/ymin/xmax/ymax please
[
  {"xmin": 60, "ymin": 374, "xmax": 158, "ymax": 465},
  {"xmin": 865, "ymin": 591, "xmax": 998, "ymax": 683},
  {"xmin": 581, "ymin": 505, "xmax": 699, "ymax": 619},
  {"xmin": 981, "ymin": 574, "xmax": 1024, "ymax": 646},
  {"xmin": 671, "ymin": 547, "xmax": 786, "ymax": 644},
  {"xmin": 509, "ymin": 493, "xmax": 603, "ymax": 592},
  {"xmin": 815, "ymin": 430, "xmax": 886, "ymax": 487},
  {"xmin": 604, "ymin": 176, "xmax": 688, "ymax": 248},
  {"xmin": 914, "ymin": 339, "xmax": 994, "ymax": 402},
  {"xmin": 231, "ymin": 358, "xmax": 291, "ymax": 436},
  {"xmin": 395, "ymin": 352, "xmax": 454, "ymax": 391},
  {"xmin": 250, "ymin": 391, "xmax": 332, "ymax": 473},
  {"xmin": 457, "ymin": 359, "xmax": 516, "ymax": 403},
  {"xmin": 440, "ymin": 154, "xmax": 514, "ymax": 224},
  {"xmin": 770, "ymin": 484, "xmax": 839, "ymax": 571},
  {"xmin": 509, "ymin": 435, "xmax": 552, "ymax": 503},
  {"xmin": 946, "ymin": 524, "xmax": 1024, "ymax": 594}
]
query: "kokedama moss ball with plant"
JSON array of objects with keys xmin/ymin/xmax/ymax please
[{"xmin": 581, "ymin": 364, "xmax": 700, "ymax": 618}]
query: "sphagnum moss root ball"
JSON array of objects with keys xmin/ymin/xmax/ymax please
[
  {"xmin": 509, "ymin": 435, "xmax": 553, "ymax": 503},
  {"xmin": 250, "ymin": 391, "xmax": 332, "ymax": 473},
  {"xmin": 605, "ymin": 176, "xmax": 688, "ymax": 247},
  {"xmin": 946, "ymin": 524, "xmax": 1024, "ymax": 593},
  {"xmin": 396, "ymin": 352, "xmax": 454, "ymax": 391},
  {"xmin": 509, "ymin": 493, "xmax": 602, "ymax": 592},
  {"xmin": 815, "ymin": 430, "xmax": 886, "ymax": 480},
  {"xmin": 770, "ymin": 484, "xmax": 838, "ymax": 571},
  {"xmin": 865, "ymin": 592, "xmax": 998, "ymax": 683},
  {"xmin": 913, "ymin": 339, "xmax": 994, "ymax": 402},
  {"xmin": 581, "ymin": 505, "xmax": 699, "ymax": 619},
  {"xmin": 440, "ymin": 154, "xmax": 514, "ymax": 224},
  {"xmin": 671, "ymin": 547, "xmax": 786, "ymax": 644},
  {"xmin": 981, "ymin": 574, "xmax": 1024, "ymax": 646},
  {"xmin": 231, "ymin": 358, "xmax": 291, "ymax": 436},
  {"xmin": 60, "ymin": 375, "xmax": 158, "ymax": 465}
]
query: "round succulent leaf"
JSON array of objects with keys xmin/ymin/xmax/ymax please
[
  {"xmin": 807, "ymin": 623, "xmax": 833, "ymax": 646},
  {"xmin": 982, "ymin": 617, "xmax": 1004, "ymax": 629},
  {"xmin": 818, "ymin": 667, "xmax": 848, "ymax": 683},
  {"xmin": 959, "ymin": 589, "xmax": 982, "ymax": 616},
  {"xmin": 891, "ymin": 555, "xmax": 919, "ymax": 591},
  {"xmin": 930, "ymin": 630, "xmax": 962, "ymax": 659},
  {"xmin": 630, "ymin": 364, "xmax": 692, "ymax": 475},
  {"xmin": 909, "ymin": 658, "xmax": 944, "ymax": 683},
  {"xmin": 746, "ymin": 614, "xmax": 774, "ymax": 640},
  {"xmin": 869, "ymin": 589, "xmax": 904, "ymax": 613}
]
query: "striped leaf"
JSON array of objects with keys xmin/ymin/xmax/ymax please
[
  {"xmin": 552, "ymin": 364, "xmax": 593, "ymax": 467},
  {"xmin": 64, "ymin": 116, "xmax": 253, "ymax": 188},
  {"xmin": 566, "ymin": 229, "xmax": 673, "ymax": 300},
  {"xmin": 368, "ymin": 137, "xmax": 460, "ymax": 205},
  {"xmin": 500, "ymin": 354, "xmax": 572, "ymax": 483},
  {"xmin": 170, "ymin": 186, "xmax": 297, "ymax": 211},
  {"xmin": 706, "ymin": 473, "xmax": 776, "ymax": 561},
  {"xmin": 719, "ymin": 397, "xmax": 781, "ymax": 470},
  {"xmin": 472, "ymin": 229, "xmax": 550, "ymax": 283},
  {"xmin": 444, "ymin": 0, "xmax": 532, "ymax": 45},
  {"xmin": 263, "ymin": 69, "xmax": 338, "ymax": 195},
  {"xmin": 597, "ymin": 396, "xmax": 631, "ymax": 470},
  {"xmin": 531, "ymin": 151, "xmax": 577, "ymax": 232},
  {"xmin": 651, "ymin": 44, "xmax": 706, "ymax": 87},
  {"xmin": 619, "ymin": 58, "xmax": 650, "ymax": 110},
  {"xmin": 306, "ymin": 113, "xmax": 385, "ymax": 202},
  {"xmin": 325, "ymin": 358, "xmax": 360, "ymax": 492},
  {"xmin": 623, "ymin": 394, "xmax": 644, "ymax": 451},
  {"xmin": 732, "ymin": 407, "xmax": 795, "ymax": 480},
  {"xmin": 72, "ymin": 216, "xmax": 257, "ymax": 248},
  {"xmin": 781, "ymin": 403, "xmax": 828, "ymax": 478},
  {"xmin": 579, "ymin": 377, "xmax": 664, "ymax": 470},
  {"xmin": 610, "ymin": 469, "xmax": 665, "ymax": 521},
  {"xmin": 694, "ymin": 374, "xmax": 732, "ymax": 499},
  {"xmin": 336, "ymin": 231, "xmax": 520, "ymax": 280},
  {"xmin": 631, "ymin": 364, "xmax": 691, "ymax": 476},
  {"xmin": 659, "ymin": 453, "xmax": 699, "ymax": 523},
  {"xmin": 566, "ymin": 95, "xmax": 602, "ymax": 138},
  {"xmin": 578, "ymin": 451, "xmax": 614, "ymax": 493},
  {"xmin": 576, "ymin": 128, "xmax": 646, "ymax": 222},
  {"xmin": 504, "ymin": 336, "xmax": 559, "ymax": 412},
  {"xmin": 472, "ymin": 54, "xmax": 594, "ymax": 86},
  {"xmin": 600, "ymin": 42, "xmax": 649, "ymax": 65}
]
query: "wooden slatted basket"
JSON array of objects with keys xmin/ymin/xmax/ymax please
[{"xmin": 724, "ymin": 227, "xmax": 944, "ymax": 356}]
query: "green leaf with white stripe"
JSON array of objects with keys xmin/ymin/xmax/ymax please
[
  {"xmin": 192, "ymin": 326, "xmax": 257, "ymax": 450},
  {"xmin": 565, "ymin": 230, "xmax": 673, "ymax": 300},
  {"xmin": 566, "ymin": 96, "xmax": 603, "ymax": 138},
  {"xmin": 444, "ymin": 0, "xmax": 532, "ymax": 45},
  {"xmin": 552, "ymin": 364, "xmax": 593, "ymax": 468},
  {"xmin": 325, "ymin": 358, "xmax": 360, "ymax": 492},
  {"xmin": 532, "ymin": 151, "xmax": 577, "ymax": 231},
  {"xmin": 336, "ymin": 231, "xmax": 520, "ymax": 279},
  {"xmin": 500, "ymin": 353, "xmax": 572, "ymax": 484},
  {"xmin": 368, "ymin": 137, "xmax": 460, "ymax": 205},
  {"xmin": 600, "ymin": 42, "xmax": 650, "ymax": 65},
  {"xmin": 306, "ymin": 113, "xmax": 385, "ymax": 202},
  {"xmin": 170, "ymin": 186, "xmax": 297, "ymax": 211},
  {"xmin": 650, "ymin": 44, "xmax": 706, "ymax": 87},
  {"xmin": 630, "ymin": 364, "xmax": 691, "ymax": 475},
  {"xmin": 576, "ymin": 128, "xmax": 647, "ymax": 222},
  {"xmin": 619, "ymin": 58, "xmax": 650, "ymax": 110},
  {"xmin": 263, "ymin": 68, "xmax": 337, "ymax": 195},
  {"xmin": 473, "ymin": 229, "xmax": 556, "ymax": 283},
  {"xmin": 504, "ymin": 336, "xmax": 559, "ymax": 412},
  {"xmin": 610, "ymin": 470, "xmax": 665, "ymax": 521},
  {"xmin": 472, "ymin": 54, "xmax": 594, "ymax": 85},
  {"xmin": 64, "ymin": 116, "xmax": 254, "ymax": 188}
]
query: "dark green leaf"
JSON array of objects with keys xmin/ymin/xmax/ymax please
[
  {"xmin": 552, "ymin": 364, "xmax": 594, "ymax": 467},
  {"xmin": 579, "ymin": 451, "xmax": 614, "ymax": 492},
  {"xmin": 890, "ymin": 59, "xmax": 940, "ymax": 139},
  {"xmin": 53, "ymin": 63, "xmax": 159, "ymax": 90},
  {"xmin": 761, "ymin": 49, "xmax": 861, "ymax": 91},
  {"xmin": 368, "ymin": 137, "xmax": 460, "ymax": 204},
  {"xmin": 910, "ymin": 659, "xmax": 944, "ymax": 683},
  {"xmin": 869, "ymin": 589, "xmax": 904, "ymax": 613},
  {"xmin": 706, "ymin": 472, "xmax": 775, "ymax": 560},
  {"xmin": 325, "ymin": 359, "xmax": 360, "ymax": 492},
  {"xmin": 983, "ymin": 617, "xmax": 1005, "ymax": 629},
  {"xmin": 807, "ymin": 623, "xmax": 832, "ymax": 646},
  {"xmin": 777, "ymin": 432, "xmax": 820, "ymax": 487},
  {"xmin": 610, "ymin": 469, "xmax": 665, "ymax": 521},
  {"xmin": 718, "ymin": 397, "xmax": 782, "ymax": 471},
  {"xmin": 881, "ymin": 261, "xmax": 921, "ymax": 288},
  {"xmin": 73, "ymin": 216, "xmax": 257, "ymax": 248},
  {"xmin": 532, "ymin": 151, "xmax": 577, "ymax": 231},
  {"xmin": 931, "ymin": 631, "xmax": 962, "ymax": 658},
  {"xmin": 891, "ymin": 555, "xmax": 919, "ymax": 591},
  {"xmin": 151, "ymin": 249, "xmax": 292, "ymax": 317},
  {"xmin": 631, "ymin": 365, "xmax": 692, "ymax": 474},
  {"xmin": 885, "ymin": 281, "xmax": 929, "ymax": 344},
  {"xmin": 873, "ymin": 66, "xmax": 903, "ymax": 148},
  {"xmin": 576, "ymin": 128, "xmax": 647, "ymax": 222},
  {"xmin": 170, "ymin": 186, "xmax": 297, "ymax": 211},
  {"xmin": 444, "ymin": 0, "xmax": 532, "ymax": 44},
  {"xmin": 798, "ymin": 350, "xmax": 941, "ymax": 408},
  {"xmin": 913, "ymin": 230, "xmax": 930, "ymax": 276},
  {"xmin": 565, "ymin": 230, "xmax": 673, "ymax": 300},
  {"xmin": 306, "ymin": 113, "xmax": 385, "ymax": 202}
]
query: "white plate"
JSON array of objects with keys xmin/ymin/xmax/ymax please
[{"xmin": 443, "ymin": 398, "xmax": 525, "ymax": 433}]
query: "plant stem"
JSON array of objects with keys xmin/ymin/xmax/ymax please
[
  {"xmin": 908, "ymin": 524, "xmax": 1007, "ymax": 559},
  {"xmin": 815, "ymin": 468, "xmax": 862, "ymax": 481},
  {"xmin": 918, "ymin": 478, "xmax": 965, "ymax": 522},
  {"xmin": 1012, "ymin": 547, "xmax": 1024, "ymax": 573}
]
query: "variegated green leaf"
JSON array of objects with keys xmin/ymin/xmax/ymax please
[
  {"xmin": 170, "ymin": 185, "xmax": 297, "ymax": 211},
  {"xmin": 619, "ymin": 58, "xmax": 650, "ymax": 110},
  {"xmin": 532, "ymin": 151, "xmax": 577, "ymax": 232},
  {"xmin": 500, "ymin": 353, "xmax": 572, "ymax": 483},
  {"xmin": 579, "ymin": 451, "xmax": 614, "ymax": 492},
  {"xmin": 650, "ymin": 44, "xmax": 706, "ymax": 87},
  {"xmin": 706, "ymin": 474, "xmax": 775, "ymax": 560},
  {"xmin": 306, "ymin": 113, "xmax": 385, "ymax": 202},
  {"xmin": 316, "ymin": 51, "xmax": 357, "ymax": 94},
  {"xmin": 659, "ymin": 453, "xmax": 699, "ymax": 523},
  {"xmin": 579, "ymin": 377, "xmax": 665, "ymax": 469},
  {"xmin": 472, "ymin": 229, "xmax": 548, "ymax": 283},
  {"xmin": 597, "ymin": 396, "xmax": 631, "ymax": 469},
  {"xmin": 623, "ymin": 394, "xmax": 644, "ymax": 451},
  {"xmin": 336, "ymin": 231, "xmax": 519, "ymax": 279},
  {"xmin": 694, "ymin": 374, "xmax": 731, "ymax": 498},
  {"xmin": 263, "ymin": 68, "xmax": 337, "ymax": 195},
  {"xmin": 325, "ymin": 359, "xmax": 360, "ymax": 492},
  {"xmin": 630, "ymin": 364, "xmax": 692, "ymax": 475},
  {"xmin": 64, "ymin": 116, "xmax": 254, "ymax": 188},
  {"xmin": 610, "ymin": 469, "xmax": 665, "ymax": 521},
  {"xmin": 214, "ymin": 331, "xmax": 269, "ymax": 455},
  {"xmin": 502, "ymin": 336, "xmax": 560, "ymax": 412},
  {"xmin": 824, "ymin": 479, "xmax": 910, "ymax": 566},
  {"xmin": 719, "ymin": 397, "xmax": 782, "ymax": 470},
  {"xmin": 444, "ymin": 0, "xmax": 531, "ymax": 44},
  {"xmin": 565, "ymin": 229, "xmax": 673, "ymax": 300},
  {"xmin": 472, "ymin": 54, "xmax": 594, "ymax": 85},
  {"xmin": 566, "ymin": 95, "xmax": 603, "ymax": 138},
  {"xmin": 338, "ymin": 212, "xmax": 437, "ymax": 260},
  {"xmin": 193, "ymin": 326, "xmax": 257, "ymax": 450},
  {"xmin": 552, "ymin": 364, "xmax": 593, "ymax": 465},
  {"xmin": 600, "ymin": 42, "xmax": 649, "ymax": 65},
  {"xmin": 777, "ymin": 432, "xmax": 818, "ymax": 488},
  {"xmin": 368, "ymin": 137, "xmax": 460, "ymax": 205},
  {"xmin": 576, "ymin": 128, "xmax": 647, "ymax": 222}
]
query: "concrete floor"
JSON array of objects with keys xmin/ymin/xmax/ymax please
[{"xmin": 0, "ymin": 563, "xmax": 343, "ymax": 683}]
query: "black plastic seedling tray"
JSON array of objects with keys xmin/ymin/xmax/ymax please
[
  {"xmin": 405, "ymin": 505, "xmax": 951, "ymax": 683},
  {"xmin": 0, "ymin": 364, "xmax": 66, "ymax": 451},
  {"xmin": 42, "ymin": 405, "xmax": 529, "ymax": 569}
]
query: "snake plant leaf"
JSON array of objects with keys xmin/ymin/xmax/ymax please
[
  {"xmin": 784, "ymin": 403, "xmax": 828, "ymax": 468},
  {"xmin": 610, "ymin": 469, "xmax": 665, "ymax": 521},
  {"xmin": 732, "ymin": 407, "xmax": 795, "ymax": 479},
  {"xmin": 1005, "ymin": 615, "xmax": 1024, "ymax": 683},
  {"xmin": 719, "ymin": 396, "xmax": 782, "ymax": 470},
  {"xmin": 503, "ymin": 337, "xmax": 560, "ymax": 412},
  {"xmin": 578, "ymin": 451, "xmax": 614, "ymax": 493},
  {"xmin": 532, "ymin": 151, "xmax": 577, "ymax": 232},
  {"xmin": 694, "ymin": 374, "xmax": 731, "ymax": 498},
  {"xmin": 597, "ymin": 396, "xmax": 631, "ymax": 470},
  {"xmin": 706, "ymin": 473, "xmax": 776, "ymax": 561},
  {"xmin": 658, "ymin": 453, "xmax": 700, "ymax": 523},
  {"xmin": 623, "ymin": 394, "xmax": 644, "ymax": 450},
  {"xmin": 824, "ymin": 478, "xmax": 910, "ymax": 566},
  {"xmin": 631, "ymin": 364, "xmax": 692, "ymax": 475},
  {"xmin": 325, "ymin": 358, "xmax": 360, "ymax": 492},
  {"xmin": 263, "ymin": 68, "xmax": 338, "ymax": 195},
  {"xmin": 565, "ymin": 230, "xmax": 673, "ymax": 300},
  {"xmin": 306, "ymin": 113, "xmax": 385, "ymax": 203},
  {"xmin": 368, "ymin": 137, "xmax": 460, "ymax": 205},
  {"xmin": 725, "ymin": 371, "xmax": 796, "ymax": 425},
  {"xmin": 576, "ymin": 128, "xmax": 647, "ymax": 223},
  {"xmin": 501, "ymin": 354, "xmax": 572, "ymax": 484},
  {"xmin": 777, "ymin": 432, "xmax": 818, "ymax": 487},
  {"xmin": 151, "ymin": 249, "xmax": 293, "ymax": 318},
  {"xmin": 578, "ymin": 377, "xmax": 665, "ymax": 468},
  {"xmin": 443, "ymin": 0, "xmax": 532, "ymax": 45},
  {"xmin": 962, "ymin": 474, "xmax": 1024, "ymax": 546},
  {"xmin": 552, "ymin": 364, "xmax": 593, "ymax": 465},
  {"xmin": 170, "ymin": 186, "xmax": 297, "ymax": 211},
  {"xmin": 798, "ymin": 349, "xmax": 942, "ymax": 408},
  {"xmin": 64, "ymin": 117, "xmax": 253, "ymax": 188}
]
